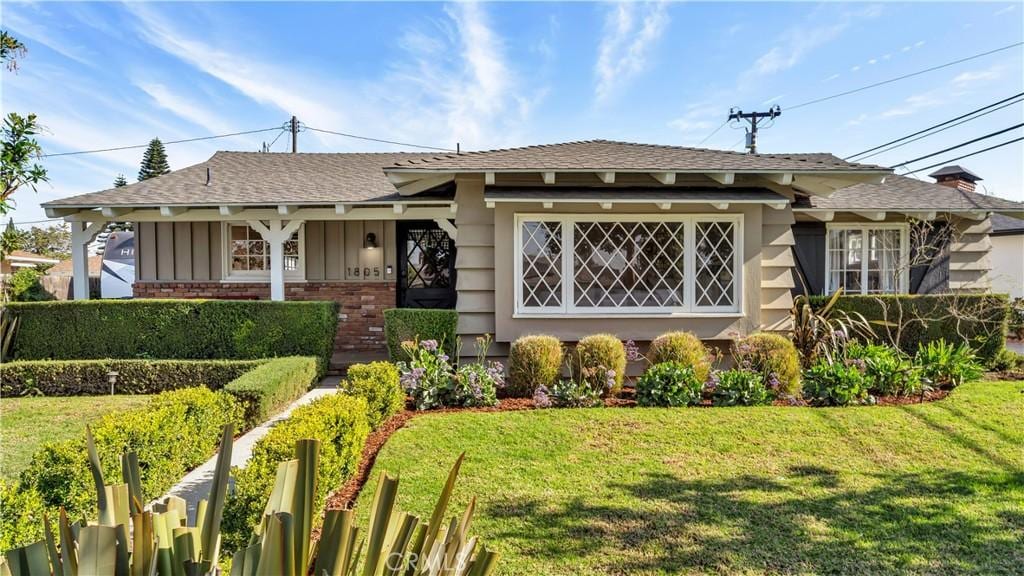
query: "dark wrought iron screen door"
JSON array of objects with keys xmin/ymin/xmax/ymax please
[{"xmin": 397, "ymin": 221, "xmax": 457, "ymax": 308}]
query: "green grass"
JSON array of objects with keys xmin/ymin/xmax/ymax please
[
  {"xmin": 356, "ymin": 381, "xmax": 1024, "ymax": 575},
  {"xmin": 0, "ymin": 395, "xmax": 149, "ymax": 479}
]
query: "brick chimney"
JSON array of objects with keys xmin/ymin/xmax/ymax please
[{"xmin": 928, "ymin": 165, "xmax": 982, "ymax": 193}]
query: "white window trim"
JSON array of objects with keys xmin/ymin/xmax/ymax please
[
  {"xmin": 824, "ymin": 222, "xmax": 909, "ymax": 295},
  {"xmin": 221, "ymin": 222, "xmax": 306, "ymax": 283},
  {"xmin": 514, "ymin": 213, "xmax": 743, "ymax": 317}
]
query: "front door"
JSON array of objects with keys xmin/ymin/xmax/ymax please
[{"xmin": 396, "ymin": 220, "xmax": 456, "ymax": 308}]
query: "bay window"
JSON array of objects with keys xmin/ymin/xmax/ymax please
[
  {"xmin": 224, "ymin": 223, "xmax": 303, "ymax": 280},
  {"xmin": 516, "ymin": 214, "xmax": 742, "ymax": 315},
  {"xmin": 826, "ymin": 223, "xmax": 908, "ymax": 294}
]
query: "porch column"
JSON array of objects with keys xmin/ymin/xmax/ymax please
[
  {"xmin": 248, "ymin": 219, "xmax": 303, "ymax": 301},
  {"xmin": 70, "ymin": 220, "xmax": 106, "ymax": 300}
]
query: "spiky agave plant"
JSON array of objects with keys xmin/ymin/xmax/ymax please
[
  {"xmin": 1, "ymin": 424, "xmax": 235, "ymax": 576},
  {"xmin": 791, "ymin": 288, "xmax": 874, "ymax": 367},
  {"xmin": 230, "ymin": 444, "xmax": 498, "ymax": 576},
  {"xmin": 1, "ymin": 426, "xmax": 498, "ymax": 576}
]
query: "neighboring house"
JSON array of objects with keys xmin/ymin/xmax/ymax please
[
  {"xmin": 42, "ymin": 141, "xmax": 1024, "ymax": 357},
  {"xmin": 990, "ymin": 213, "xmax": 1024, "ymax": 299},
  {"xmin": 1, "ymin": 250, "xmax": 60, "ymax": 275}
]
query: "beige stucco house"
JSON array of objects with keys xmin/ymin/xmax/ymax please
[{"xmin": 43, "ymin": 141, "xmax": 1024, "ymax": 357}]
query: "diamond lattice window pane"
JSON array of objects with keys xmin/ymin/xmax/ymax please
[
  {"xmin": 694, "ymin": 220, "xmax": 736, "ymax": 307},
  {"xmin": 520, "ymin": 221, "xmax": 563, "ymax": 308},
  {"xmin": 572, "ymin": 221, "xmax": 685, "ymax": 308}
]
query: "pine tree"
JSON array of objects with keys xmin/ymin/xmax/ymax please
[
  {"xmin": 137, "ymin": 138, "xmax": 170, "ymax": 181},
  {"xmin": 113, "ymin": 173, "xmax": 127, "ymax": 187}
]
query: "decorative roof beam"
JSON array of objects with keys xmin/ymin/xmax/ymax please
[
  {"xmin": 658, "ymin": 202, "xmax": 672, "ymax": 210},
  {"xmin": 600, "ymin": 202, "xmax": 613, "ymax": 210},
  {"xmin": 768, "ymin": 201, "xmax": 788, "ymax": 210},
  {"xmin": 277, "ymin": 205, "xmax": 298, "ymax": 215},
  {"xmin": 220, "ymin": 205, "xmax": 243, "ymax": 216},
  {"xmin": 707, "ymin": 172, "xmax": 735, "ymax": 185},
  {"xmin": 806, "ymin": 210, "xmax": 834, "ymax": 222},
  {"xmin": 484, "ymin": 172, "xmax": 495, "ymax": 185},
  {"xmin": 100, "ymin": 207, "xmax": 131, "ymax": 218},
  {"xmin": 596, "ymin": 172, "xmax": 615, "ymax": 184},
  {"xmin": 764, "ymin": 172, "xmax": 793, "ymax": 186},
  {"xmin": 335, "ymin": 203, "xmax": 349, "ymax": 215},
  {"xmin": 711, "ymin": 202, "xmax": 730, "ymax": 210},
  {"xmin": 393, "ymin": 204, "xmax": 407, "ymax": 215},
  {"xmin": 160, "ymin": 206, "xmax": 187, "ymax": 217},
  {"xmin": 542, "ymin": 172, "xmax": 556, "ymax": 185},
  {"xmin": 45, "ymin": 207, "xmax": 80, "ymax": 218},
  {"xmin": 901, "ymin": 210, "xmax": 936, "ymax": 221},
  {"xmin": 651, "ymin": 172, "xmax": 676, "ymax": 185},
  {"xmin": 854, "ymin": 211, "xmax": 886, "ymax": 221},
  {"xmin": 542, "ymin": 202, "xmax": 554, "ymax": 209}
]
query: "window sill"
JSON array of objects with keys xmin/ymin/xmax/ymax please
[{"xmin": 512, "ymin": 312, "xmax": 745, "ymax": 319}]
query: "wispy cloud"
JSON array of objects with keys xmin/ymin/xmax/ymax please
[
  {"xmin": 952, "ymin": 65, "xmax": 1002, "ymax": 88},
  {"xmin": 136, "ymin": 82, "xmax": 235, "ymax": 134},
  {"xmin": 994, "ymin": 4, "xmax": 1016, "ymax": 16},
  {"xmin": 2, "ymin": 7, "xmax": 95, "ymax": 67},
  {"xmin": 881, "ymin": 93, "xmax": 943, "ymax": 118},
  {"xmin": 594, "ymin": 2, "xmax": 669, "ymax": 103}
]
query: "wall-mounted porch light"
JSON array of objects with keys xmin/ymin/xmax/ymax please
[{"xmin": 364, "ymin": 232, "xmax": 378, "ymax": 249}]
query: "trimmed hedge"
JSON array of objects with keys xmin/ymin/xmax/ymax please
[
  {"xmin": 223, "ymin": 356, "xmax": 319, "ymax": 428},
  {"xmin": 0, "ymin": 359, "xmax": 262, "ymax": 397},
  {"xmin": 573, "ymin": 334, "xmax": 627, "ymax": 394},
  {"xmin": 6, "ymin": 299, "xmax": 339, "ymax": 374},
  {"xmin": 383, "ymin": 308, "xmax": 458, "ymax": 360},
  {"xmin": 341, "ymin": 361, "xmax": 405, "ymax": 428},
  {"xmin": 807, "ymin": 294, "xmax": 1008, "ymax": 362},
  {"xmin": 15, "ymin": 387, "xmax": 243, "ymax": 529},
  {"xmin": 221, "ymin": 393, "xmax": 370, "ymax": 553},
  {"xmin": 507, "ymin": 335, "xmax": 564, "ymax": 397}
]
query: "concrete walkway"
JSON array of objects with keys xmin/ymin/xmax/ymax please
[
  {"xmin": 158, "ymin": 377, "xmax": 341, "ymax": 519},
  {"xmin": 1006, "ymin": 339, "xmax": 1024, "ymax": 355}
]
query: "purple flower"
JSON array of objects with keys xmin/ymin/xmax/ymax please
[
  {"xmin": 833, "ymin": 330, "xmax": 848, "ymax": 342},
  {"xmin": 421, "ymin": 339, "xmax": 439, "ymax": 352},
  {"xmin": 533, "ymin": 385, "xmax": 552, "ymax": 408},
  {"xmin": 624, "ymin": 339, "xmax": 642, "ymax": 362},
  {"xmin": 766, "ymin": 372, "xmax": 780, "ymax": 391},
  {"xmin": 605, "ymin": 369, "xmax": 617, "ymax": 390},
  {"xmin": 400, "ymin": 367, "xmax": 426, "ymax": 392}
]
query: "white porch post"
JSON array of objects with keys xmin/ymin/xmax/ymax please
[
  {"xmin": 247, "ymin": 219, "xmax": 303, "ymax": 302},
  {"xmin": 70, "ymin": 220, "xmax": 106, "ymax": 300}
]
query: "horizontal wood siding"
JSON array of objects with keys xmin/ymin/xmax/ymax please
[
  {"xmin": 948, "ymin": 216, "xmax": 992, "ymax": 291},
  {"xmin": 454, "ymin": 178, "xmax": 496, "ymax": 357},
  {"xmin": 760, "ymin": 205, "xmax": 796, "ymax": 331}
]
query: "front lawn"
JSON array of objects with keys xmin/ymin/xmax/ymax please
[
  {"xmin": 356, "ymin": 381, "xmax": 1024, "ymax": 575},
  {"xmin": 0, "ymin": 395, "xmax": 149, "ymax": 479}
]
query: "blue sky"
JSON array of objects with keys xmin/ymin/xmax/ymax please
[{"xmin": 3, "ymin": 1, "xmax": 1022, "ymax": 226}]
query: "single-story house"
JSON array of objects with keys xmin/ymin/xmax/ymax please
[
  {"xmin": 1, "ymin": 250, "xmax": 60, "ymax": 275},
  {"xmin": 990, "ymin": 213, "xmax": 1024, "ymax": 300},
  {"xmin": 42, "ymin": 140, "xmax": 1024, "ymax": 357}
]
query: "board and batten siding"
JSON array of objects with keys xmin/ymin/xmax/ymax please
[
  {"xmin": 452, "ymin": 177, "xmax": 500, "ymax": 357},
  {"xmin": 760, "ymin": 204, "xmax": 797, "ymax": 331},
  {"xmin": 135, "ymin": 220, "xmax": 396, "ymax": 283}
]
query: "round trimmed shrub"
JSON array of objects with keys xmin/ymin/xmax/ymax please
[
  {"xmin": 636, "ymin": 362, "xmax": 703, "ymax": 407},
  {"xmin": 734, "ymin": 333, "xmax": 801, "ymax": 397},
  {"xmin": 573, "ymin": 334, "xmax": 626, "ymax": 395},
  {"xmin": 342, "ymin": 361, "xmax": 405, "ymax": 428},
  {"xmin": 648, "ymin": 331, "xmax": 712, "ymax": 382},
  {"xmin": 507, "ymin": 335, "xmax": 563, "ymax": 397}
]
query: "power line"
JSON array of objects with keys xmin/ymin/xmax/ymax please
[
  {"xmin": 890, "ymin": 123, "xmax": 1023, "ymax": 167},
  {"xmin": 787, "ymin": 42, "xmax": 1023, "ymax": 111},
  {"xmin": 41, "ymin": 127, "xmax": 284, "ymax": 158},
  {"xmin": 696, "ymin": 119, "xmax": 729, "ymax": 147},
  {"xmin": 849, "ymin": 97, "xmax": 1023, "ymax": 162},
  {"xmin": 846, "ymin": 92, "xmax": 1024, "ymax": 160},
  {"xmin": 903, "ymin": 136, "xmax": 1024, "ymax": 175},
  {"xmin": 10, "ymin": 217, "xmax": 64, "ymax": 226},
  {"xmin": 303, "ymin": 126, "xmax": 456, "ymax": 152}
]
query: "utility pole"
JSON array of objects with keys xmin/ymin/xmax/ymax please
[
  {"xmin": 290, "ymin": 116, "xmax": 299, "ymax": 153},
  {"xmin": 728, "ymin": 105, "xmax": 781, "ymax": 154}
]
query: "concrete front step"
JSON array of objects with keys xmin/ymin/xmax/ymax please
[{"xmin": 329, "ymin": 351, "xmax": 390, "ymax": 376}]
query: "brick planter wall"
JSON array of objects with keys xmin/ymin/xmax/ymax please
[{"xmin": 133, "ymin": 281, "xmax": 396, "ymax": 353}]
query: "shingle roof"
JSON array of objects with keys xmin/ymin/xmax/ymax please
[
  {"xmin": 4, "ymin": 250, "xmax": 60, "ymax": 262},
  {"xmin": 796, "ymin": 175, "xmax": 1024, "ymax": 212},
  {"xmin": 991, "ymin": 213, "xmax": 1024, "ymax": 235},
  {"xmin": 44, "ymin": 151, "xmax": 435, "ymax": 207},
  {"xmin": 386, "ymin": 140, "xmax": 890, "ymax": 172}
]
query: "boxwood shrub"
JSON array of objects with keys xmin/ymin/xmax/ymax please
[
  {"xmin": 647, "ymin": 331, "xmax": 713, "ymax": 383},
  {"xmin": 340, "ymin": 361, "xmax": 405, "ymax": 428},
  {"xmin": 573, "ymin": 334, "xmax": 626, "ymax": 394},
  {"xmin": 383, "ymin": 308, "xmax": 458, "ymax": 360},
  {"xmin": 5, "ymin": 299, "xmax": 339, "ymax": 374},
  {"xmin": 806, "ymin": 294, "xmax": 1007, "ymax": 362},
  {"xmin": 223, "ymin": 356, "xmax": 319, "ymax": 428},
  {"xmin": 0, "ymin": 358, "xmax": 262, "ymax": 397},
  {"xmin": 16, "ymin": 387, "xmax": 243, "ymax": 525},
  {"xmin": 733, "ymin": 333, "xmax": 801, "ymax": 398},
  {"xmin": 220, "ymin": 393, "xmax": 370, "ymax": 553}
]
